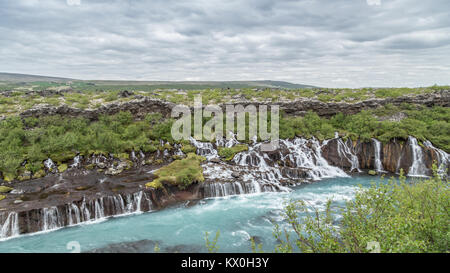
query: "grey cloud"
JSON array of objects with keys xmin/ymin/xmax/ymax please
[{"xmin": 0, "ymin": 0, "xmax": 449, "ymax": 87}]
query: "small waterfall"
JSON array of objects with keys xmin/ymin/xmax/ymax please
[
  {"xmin": 408, "ymin": 136, "xmax": 428, "ymax": 177},
  {"xmin": 335, "ymin": 138, "xmax": 361, "ymax": 172},
  {"xmin": 190, "ymin": 137, "xmax": 218, "ymax": 159},
  {"xmin": 94, "ymin": 198, "xmax": 105, "ymax": 220},
  {"xmin": 44, "ymin": 158, "xmax": 56, "ymax": 171},
  {"xmin": 0, "ymin": 212, "xmax": 19, "ymax": 239},
  {"xmin": 372, "ymin": 139, "xmax": 385, "ymax": 172},
  {"xmin": 70, "ymin": 155, "xmax": 82, "ymax": 168},
  {"xmin": 423, "ymin": 140, "xmax": 449, "ymax": 176},
  {"xmin": 42, "ymin": 207, "xmax": 61, "ymax": 231}
]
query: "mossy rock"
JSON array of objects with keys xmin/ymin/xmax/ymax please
[
  {"xmin": 117, "ymin": 153, "xmax": 130, "ymax": 160},
  {"xmin": 145, "ymin": 180, "xmax": 164, "ymax": 189},
  {"xmin": 0, "ymin": 186, "xmax": 13, "ymax": 193},
  {"xmin": 142, "ymin": 144, "xmax": 157, "ymax": 153},
  {"xmin": 2, "ymin": 173, "xmax": 16, "ymax": 182},
  {"xmin": 0, "ymin": 195, "xmax": 5, "ymax": 201},
  {"xmin": 368, "ymin": 170, "xmax": 377, "ymax": 176},
  {"xmin": 86, "ymin": 164, "xmax": 95, "ymax": 170},
  {"xmin": 32, "ymin": 169, "xmax": 46, "ymax": 179},
  {"xmin": 181, "ymin": 144, "xmax": 197, "ymax": 154},
  {"xmin": 50, "ymin": 152, "xmax": 77, "ymax": 163},
  {"xmin": 218, "ymin": 144, "xmax": 249, "ymax": 161},
  {"xmin": 89, "ymin": 150, "xmax": 107, "ymax": 156},
  {"xmin": 154, "ymin": 159, "xmax": 164, "ymax": 165},
  {"xmin": 149, "ymin": 153, "xmax": 206, "ymax": 190},
  {"xmin": 172, "ymin": 154, "xmax": 186, "ymax": 160},
  {"xmin": 57, "ymin": 164, "xmax": 68, "ymax": 173}
]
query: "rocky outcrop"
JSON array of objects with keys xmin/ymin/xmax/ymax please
[
  {"xmin": 20, "ymin": 98, "xmax": 176, "ymax": 120},
  {"xmin": 321, "ymin": 137, "xmax": 449, "ymax": 176},
  {"xmin": 19, "ymin": 91, "xmax": 449, "ymax": 120}
]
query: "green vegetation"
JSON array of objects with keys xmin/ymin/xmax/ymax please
[
  {"xmin": 145, "ymin": 153, "xmax": 205, "ymax": 190},
  {"xmin": 0, "ymin": 102, "xmax": 448, "ymax": 179},
  {"xmin": 274, "ymin": 168, "xmax": 449, "ymax": 253},
  {"xmin": 205, "ymin": 230, "xmax": 221, "ymax": 253},
  {"xmin": 0, "ymin": 186, "xmax": 13, "ymax": 193},
  {"xmin": 0, "ymin": 111, "xmax": 174, "ymax": 180},
  {"xmin": 218, "ymin": 144, "xmax": 249, "ymax": 161},
  {"xmin": 278, "ymin": 105, "xmax": 449, "ymax": 152},
  {"xmin": 0, "ymin": 81, "xmax": 447, "ymax": 116}
]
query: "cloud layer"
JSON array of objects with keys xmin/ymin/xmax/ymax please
[{"xmin": 1, "ymin": 0, "xmax": 449, "ymax": 87}]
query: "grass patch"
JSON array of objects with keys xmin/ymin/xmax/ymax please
[
  {"xmin": 145, "ymin": 153, "xmax": 205, "ymax": 190},
  {"xmin": 218, "ymin": 144, "xmax": 248, "ymax": 161}
]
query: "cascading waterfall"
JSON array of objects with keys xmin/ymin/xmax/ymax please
[
  {"xmin": 283, "ymin": 138, "xmax": 349, "ymax": 180},
  {"xmin": 0, "ymin": 190, "xmax": 153, "ymax": 240},
  {"xmin": 44, "ymin": 158, "xmax": 56, "ymax": 171},
  {"xmin": 70, "ymin": 155, "xmax": 82, "ymax": 168},
  {"xmin": 0, "ymin": 212, "xmax": 19, "ymax": 239},
  {"xmin": 335, "ymin": 138, "xmax": 361, "ymax": 172},
  {"xmin": 372, "ymin": 139, "xmax": 385, "ymax": 172},
  {"xmin": 191, "ymin": 136, "xmax": 350, "ymax": 198},
  {"xmin": 423, "ymin": 140, "xmax": 449, "ymax": 176},
  {"xmin": 408, "ymin": 136, "xmax": 428, "ymax": 177}
]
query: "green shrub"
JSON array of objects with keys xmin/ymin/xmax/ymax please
[{"xmin": 274, "ymin": 168, "xmax": 449, "ymax": 253}]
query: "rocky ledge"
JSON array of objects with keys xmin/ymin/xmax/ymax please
[{"xmin": 19, "ymin": 90, "xmax": 449, "ymax": 120}]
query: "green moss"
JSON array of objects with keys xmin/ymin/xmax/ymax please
[
  {"xmin": 368, "ymin": 170, "xmax": 377, "ymax": 176},
  {"xmin": 0, "ymin": 195, "xmax": 5, "ymax": 201},
  {"xmin": 181, "ymin": 144, "xmax": 197, "ymax": 154},
  {"xmin": 2, "ymin": 173, "xmax": 15, "ymax": 182},
  {"xmin": 218, "ymin": 144, "xmax": 249, "ymax": 161},
  {"xmin": 86, "ymin": 164, "xmax": 95, "ymax": 170},
  {"xmin": 32, "ymin": 169, "xmax": 46, "ymax": 179},
  {"xmin": 117, "ymin": 153, "xmax": 130, "ymax": 160},
  {"xmin": 50, "ymin": 152, "xmax": 77, "ymax": 163},
  {"xmin": 145, "ymin": 180, "xmax": 164, "ymax": 189},
  {"xmin": 142, "ymin": 144, "xmax": 157, "ymax": 153},
  {"xmin": 0, "ymin": 186, "xmax": 13, "ymax": 193},
  {"xmin": 57, "ymin": 164, "xmax": 68, "ymax": 173},
  {"xmin": 149, "ymin": 153, "xmax": 205, "ymax": 190}
]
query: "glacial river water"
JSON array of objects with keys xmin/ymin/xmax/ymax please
[{"xmin": 0, "ymin": 175, "xmax": 397, "ymax": 253}]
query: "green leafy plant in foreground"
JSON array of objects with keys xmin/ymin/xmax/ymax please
[
  {"xmin": 205, "ymin": 230, "xmax": 220, "ymax": 253},
  {"xmin": 274, "ymin": 167, "xmax": 449, "ymax": 253}
]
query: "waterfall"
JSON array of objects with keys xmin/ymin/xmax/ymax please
[
  {"xmin": 372, "ymin": 139, "xmax": 385, "ymax": 172},
  {"xmin": 198, "ymin": 137, "xmax": 350, "ymax": 198},
  {"xmin": 190, "ymin": 137, "xmax": 218, "ymax": 159},
  {"xmin": 0, "ymin": 212, "xmax": 19, "ymax": 239},
  {"xmin": 70, "ymin": 155, "xmax": 82, "ymax": 168},
  {"xmin": 0, "ymin": 190, "xmax": 154, "ymax": 240},
  {"xmin": 335, "ymin": 138, "xmax": 361, "ymax": 172},
  {"xmin": 44, "ymin": 158, "xmax": 56, "ymax": 170},
  {"xmin": 407, "ymin": 136, "xmax": 428, "ymax": 177},
  {"xmin": 42, "ymin": 207, "xmax": 61, "ymax": 231},
  {"xmin": 423, "ymin": 140, "xmax": 449, "ymax": 176}
]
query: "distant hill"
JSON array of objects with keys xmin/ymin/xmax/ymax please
[
  {"xmin": 0, "ymin": 72, "xmax": 316, "ymax": 89},
  {"xmin": 0, "ymin": 72, "xmax": 75, "ymax": 83}
]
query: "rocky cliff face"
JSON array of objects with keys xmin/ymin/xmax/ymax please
[
  {"xmin": 321, "ymin": 136, "xmax": 449, "ymax": 176},
  {"xmin": 19, "ymin": 90, "xmax": 450, "ymax": 120}
]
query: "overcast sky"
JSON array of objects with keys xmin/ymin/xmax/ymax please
[{"xmin": 1, "ymin": 0, "xmax": 449, "ymax": 87}]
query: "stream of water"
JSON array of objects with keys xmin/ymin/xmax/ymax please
[{"xmin": 0, "ymin": 175, "xmax": 390, "ymax": 253}]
